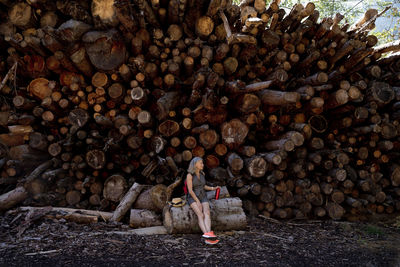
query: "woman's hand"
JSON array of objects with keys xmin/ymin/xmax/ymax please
[{"xmin": 205, "ymin": 185, "xmax": 220, "ymax": 191}]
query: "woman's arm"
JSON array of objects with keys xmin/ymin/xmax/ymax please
[
  {"xmin": 204, "ymin": 185, "xmax": 219, "ymax": 191},
  {"xmin": 186, "ymin": 174, "xmax": 201, "ymax": 202}
]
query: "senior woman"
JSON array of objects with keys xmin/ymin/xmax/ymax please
[{"xmin": 186, "ymin": 157, "xmax": 220, "ymax": 245}]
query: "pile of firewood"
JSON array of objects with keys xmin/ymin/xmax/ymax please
[{"xmin": 0, "ymin": 0, "xmax": 399, "ymax": 221}]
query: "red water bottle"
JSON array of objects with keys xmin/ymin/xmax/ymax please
[{"xmin": 215, "ymin": 187, "xmax": 220, "ymax": 200}]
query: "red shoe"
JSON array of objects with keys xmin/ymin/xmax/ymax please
[
  {"xmin": 202, "ymin": 231, "xmax": 216, "ymax": 238},
  {"xmin": 205, "ymin": 239, "xmax": 219, "ymax": 245}
]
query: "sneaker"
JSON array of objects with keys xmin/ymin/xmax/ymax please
[
  {"xmin": 205, "ymin": 239, "xmax": 219, "ymax": 245},
  {"xmin": 202, "ymin": 231, "xmax": 217, "ymax": 238}
]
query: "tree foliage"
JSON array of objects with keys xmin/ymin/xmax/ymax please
[{"xmin": 234, "ymin": 0, "xmax": 400, "ymax": 44}]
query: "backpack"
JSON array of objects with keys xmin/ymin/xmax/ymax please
[{"xmin": 183, "ymin": 179, "xmax": 188, "ymax": 195}]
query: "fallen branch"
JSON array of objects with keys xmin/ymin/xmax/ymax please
[
  {"xmin": 21, "ymin": 158, "xmax": 59, "ymax": 184},
  {"xmin": 18, "ymin": 206, "xmax": 113, "ymax": 221},
  {"xmin": 258, "ymin": 214, "xmax": 282, "ymax": 224},
  {"xmin": 25, "ymin": 249, "xmax": 61, "ymax": 256},
  {"xmin": 0, "ymin": 62, "xmax": 17, "ymax": 92},
  {"xmin": 16, "ymin": 206, "xmax": 52, "ymax": 237}
]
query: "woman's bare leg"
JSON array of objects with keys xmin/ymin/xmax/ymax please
[
  {"xmin": 190, "ymin": 202, "xmax": 207, "ymax": 233},
  {"xmin": 202, "ymin": 202, "xmax": 211, "ymax": 233}
]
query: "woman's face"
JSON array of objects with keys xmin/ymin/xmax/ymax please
[{"xmin": 195, "ymin": 159, "xmax": 204, "ymax": 171}]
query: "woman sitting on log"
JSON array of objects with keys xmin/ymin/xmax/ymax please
[{"xmin": 186, "ymin": 157, "xmax": 220, "ymax": 245}]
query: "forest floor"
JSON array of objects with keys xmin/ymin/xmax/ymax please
[{"xmin": 0, "ymin": 209, "xmax": 400, "ymax": 267}]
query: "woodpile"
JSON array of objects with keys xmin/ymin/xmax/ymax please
[{"xmin": 0, "ymin": 0, "xmax": 400, "ymax": 222}]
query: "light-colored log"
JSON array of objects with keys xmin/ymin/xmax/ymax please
[
  {"xmin": 111, "ymin": 183, "xmax": 144, "ymax": 222},
  {"xmin": 163, "ymin": 197, "xmax": 247, "ymax": 234},
  {"xmin": 129, "ymin": 209, "xmax": 163, "ymax": 228},
  {"xmin": 133, "ymin": 184, "xmax": 167, "ymax": 213}
]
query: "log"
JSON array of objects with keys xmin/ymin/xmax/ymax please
[
  {"xmin": 133, "ymin": 184, "xmax": 167, "ymax": 213},
  {"xmin": 19, "ymin": 206, "xmax": 113, "ymax": 221},
  {"xmin": 22, "ymin": 158, "xmax": 58, "ymax": 184},
  {"xmin": 163, "ymin": 197, "xmax": 247, "ymax": 234},
  {"xmin": 8, "ymin": 3, "xmax": 36, "ymax": 30},
  {"xmin": 56, "ymin": 1, "xmax": 92, "ymax": 24},
  {"xmin": 103, "ymin": 174, "xmax": 128, "ymax": 202},
  {"xmin": 221, "ymin": 119, "xmax": 249, "ymax": 149},
  {"xmin": 57, "ymin": 19, "xmax": 92, "ymax": 43},
  {"xmin": 227, "ymin": 152, "xmax": 244, "ymax": 173},
  {"xmin": 199, "ymin": 129, "xmax": 219, "ymax": 150},
  {"xmin": 110, "ymin": 183, "xmax": 144, "ymax": 222},
  {"xmin": 69, "ymin": 44, "xmax": 93, "ymax": 77},
  {"xmin": 0, "ymin": 133, "xmax": 25, "ymax": 147},
  {"xmin": 28, "ymin": 78, "xmax": 55, "ymax": 100},
  {"xmin": 29, "ymin": 132, "xmax": 48, "ymax": 151},
  {"xmin": 86, "ymin": 150, "xmax": 106, "ymax": 169},
  {"xmin": 129, "ymin": 209, "xmax": 163, "ymax": 228},
  {"xmin": 374, "ymin": 40, "xmax": 400, "ymax": 55},
  {"xmin": 258, "ymin": 89, "xmax": 300, "ymax": 106},
  {"xmin": 54, "ymin": 212, "xmax": 98, "ymax": 224},
  {"xmin": 66, "ymin": 190, "xmax": 81, "ymax": 206},
  {"xmin": 0, "ymin": 186, "xmax": 28, "ymax": 211},
  {"xmin": 196, "ymin": 16, "xmax": 214, "ymax": 39},
  {"xmin": 159, "ymin": 120, "xmax": 180, "ymax": 137},
  {"xmin": 91, "ymin": 0, "xmax": 118, "ymax": 28},
  {"xmin": 265, "ymin": 138, "xmax": 295, "ymax": 152},
  {"xmin": 110, "ymin": 226, "xmax": 168, "ymax": 235},
  {"xmin": 245, "ymin": 155, "xmax": 267, "ymax": 178},
  {"xmin": 156, "ymin": 91, "xmax": 182, "ymax": 121},
  {"xmin": 82, "ymin": 29, "xmax": 126, "ymax": 71},
  {"xmin": 368, "ymin": 81, "xmax": 394, "ymax": 106},
  {"xmin": 326, "ymin": 202, "xmax": 345, "ymax": 220},
  {"xmin": 134, "ymin": 0, "xmax": 160, "ymax": 27}
]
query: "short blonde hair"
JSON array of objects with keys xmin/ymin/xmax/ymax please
[{"xmin": 187, "ymin": 157, "xmax": 203, "ymax": 174}]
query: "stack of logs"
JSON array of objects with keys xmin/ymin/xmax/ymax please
[{"xmin": 0, "ymin": 0, "xmax": 400, "ymax": 222}]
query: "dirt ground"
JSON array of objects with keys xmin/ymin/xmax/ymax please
[{"xmin": 1, "ymin": 210, "xmax": 400, "ymax": 267}]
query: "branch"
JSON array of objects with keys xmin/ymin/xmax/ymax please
[{"xmin": 0, "ymin": 62, "xmax": 17, "ymax": 91}]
